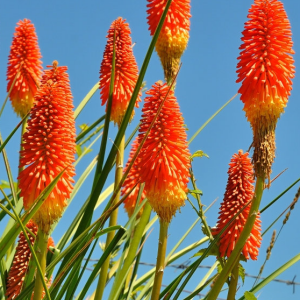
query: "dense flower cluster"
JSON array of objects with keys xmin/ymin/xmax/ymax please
[
  {"xmin": 99, "ymin": 17, "xmax": 141, "ymax": 126},
  {"xmin": 7, "ymin": 19, "xmax": 42, "ymax": 117},
  {"xmin": 135, "ymin": 82, "xmax": 190, "ymax": 222},
  {"xmin": 237, "ymin": 0, "xmax": 295, "ymax": 125},
  {"xmin": 213, "ymin": 151, "xmax": 262, "ymax": 260},
  {"xmin": 236, "ymin": 0, "xmax": 295, "ymax": 181},
  {"xmin": 147, "ymin": 0, "xmax": 191, "ymax": 83},
  {"xmin": 18, "ymin": 62, "xmax": 76, "ymax": 233}
]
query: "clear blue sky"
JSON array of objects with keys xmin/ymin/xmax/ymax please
[{"xmin": 1, "ymin": 1, "xmax": 300, "ymax": 299}]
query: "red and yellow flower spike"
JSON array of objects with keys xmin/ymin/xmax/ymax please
[
  {"xmin": 236, "ymin": 0, "xmax": 295, "ymax": 182},
  {"xmin": 147, "ymin": 0, "xmax": 191, "ymax": 84},
  {"xmin": 212, "ymin": 151, "xmax": 262, "ymax": 260},
  {"xmin": 6, "ymin": 220, "xmax": 53, "ymax": 300},
  {"xmin": 99, "ymin": 17, "xmax": 141, "ymax": 126},
  {"xmin": 7, "ymin": 19, "xmax": 43, "ymax": 117},
  {"xmin": 18, "ymin": 61, "xmax": 76, "ymax": 234},
  {"xmin": 136, "ymin": 81, "xmax": 190, "ymax": 223},
  {"xmin": 122, "ymin": 137, "xmax": 146, "ymax": 217}
]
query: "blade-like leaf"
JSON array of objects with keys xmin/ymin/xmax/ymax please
[
  {"xmin": 76, "ymin": 114, "xmax": 105, "ymax": 143},
  {"xmin": 238, "ymin": 253, "xmax": 300, "ymax": 300},
  {"xmin": 188, "ymin": 94, "xmax": 236, "ymax": 145},
  {"xmin": 74, "ymin": 82, "xmax": 99, "ymax": 119},
  {"xmin": 0, "ymin": 167, "xmax": 66, "ymax": 259}
]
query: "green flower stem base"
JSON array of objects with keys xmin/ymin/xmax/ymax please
[
  {"xmin": 108, "ymin": 202, "xmax": 152, "ymax": 300},
  {"xmin": 151, "ymin": 219, "xmax": 169, "ymax": 300},
  {"xmin": 95, "ymin": 133, "xmax": 125, "ymax": 300},
  {"xmin": 18, "ymin": 116, "xmax": 28, "ymax": 185},
  {"xmin": 226, "ymin": 259, "xmax": 240, "ymax": 300},
  {"xmin": 207, "ymin": 175, "xmax": 265, "ymax": 300},
  {"xmin": 32, "ymin": 228, "xmax": 48, "ymax": 300}
]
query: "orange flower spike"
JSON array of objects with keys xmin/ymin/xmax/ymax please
[
  {"xmin": 7, "ymin": 19, "xmax": 43, "ymax": 117},
  {"xmin": 213, "ymin": 151, "xmax": 262, "ymax": 260},
  {"xmin": 237, "ymin": 0, "xmax": 295, "ymax": 124},
  {"xmin": 6, "ymin": 221, "xmax": 54, "ymax": 300},
  {"xmin": 236, "ymin": 0, "xmax": 295, "ymax": 181},
  {"xmin": 99, "ymin": 17, "xmax": 141, "ymax": 126},
  {"xmin": 147, "ymin": 0, "xmax": 191, "ymax": 83},
  {"xmin": 18, "ymin": 61, "xmax": 76, "ymax": 234},
  {"xmin": 122, "ymin": 137, "xmax": 147, "ymax": 217},
  {"xmin": 136, "ymin": 82, "xmax": 190, "ymax": 223}
]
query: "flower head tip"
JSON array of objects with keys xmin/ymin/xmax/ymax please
[
  {"xmin": 147, "ymin": 0, "xmax": 191, "ymax": 83},
  {"xmin": 99, "ymin": 17, "xmax": 141, "ymax": 126},
  {"xmin": 7, "ymin": 19, "xmax": 43, "ymax": 117}
]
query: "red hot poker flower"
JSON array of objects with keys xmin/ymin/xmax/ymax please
[
  {"xmin": 6, "ymin": 220, "xmax": 53, "ymax": 300},
  {"xmin": 147, "ymin": 0, "xmax": 191, "ymax": 83},
  {"xmin": 136, "ymin": 82, "xmax": 190, "ymax": 223},
  {"xmin": 212, "ymin": 151, "xmax": 262, "ymax": 260},
  {"xmin": 7, "ymin": 19, "xmax": 43, "ymax": 117},
  {"xmin": 236, "ymin": 0, "xmax": 295, "ymax": 181},
  {"xmin": 18, "ymin": 61, "xmax": 76, "ymax": 234},
  {"xmin": 237, "ymin": 0, "xmax": 295, "ymax": 125},
  {"xmin": 122, "ymin": 137, "xmax": 146, "ymax": 217},
  {"xmin": 99, "ymin": 17, "xmax": 141, "ymax": 126}
]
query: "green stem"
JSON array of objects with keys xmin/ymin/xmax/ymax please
[
  {"xmin": 227, "ymin": 260, "xmax": 240, "ymax": 300},
  {"xmin": 0, "ymin": 62, "xmax": 23, "ymax": 119},
  {"xmin": 18, "ymin": 117, "xmax": 28, "ymax": 186},
  {"xmin": 190, "ymin": 168, "xmax": 213, "ymax": 240},
  {"xmin": 207, "ymin": 175, "xmax": 265, "ymax": 300},
  {"xmin": 32, "ymin": 228, "xmax": 48, "ymax": 300},
  {"xmin": 5, "ymin": 116, "xmax": 29, "ymax": 261},
  {"xmin": 151, "ymin": 219, "xmax": 169, "ymax": 300},
  {"xmin": 108, "ymin": 202, "xmax": 152, "ymax": 300},
  {"xmin": 95, "ymin": 134, "xmax": 125, "ymax": 300}
]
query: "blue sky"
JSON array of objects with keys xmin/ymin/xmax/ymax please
[{"xmin": 1, "ymin": 1, "xmax": 300, "ymax": 299}]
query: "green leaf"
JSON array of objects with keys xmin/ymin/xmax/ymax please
[
  {"xmin": 192, "ymin": 245, "xmax": 219, "ymax": 258},
  {"xmin": 217, "ymin": 263, "xmax": 222, "ymax": 274},
  {"xmin": 76, "ymin": 145, "xmax": 93, "ymax": 158},
  {"xmin": 76, "ymin": 145, "xmax": 82, "ymax": 157},
  {"xmin": 239, "ymin": 264, "xmax": 246, "ymax": 284},
  {"xmin": 0, "ymin": 180, "xmax": 18, "ymax": 193},
  {"xmin": 189, "ymin": 189, "xmax": 203, "ymax": 199},
  {"xmin": 74, "ymin": 82, "xmax": 99, "ymax": 119},
  {"xmin": 238, "ymin": 252, "xmax": 300, "ymax": 300},
  {"xmin": 0, "ymin": 114, "xmax": 28, "ymax": 154},
  {"xmin": 188, "ymin": 94, "xmax": 236, "ymax": 145},
  {"xmin": 75, "ymin": 227, "xmax": 126, "ymax": 300},
  {"xmin": 76, "ymin": 115, "xmax": 105, "ymax": 143},
  {"xmin": 79, "ymin": 123, "xmax": 89, "ymax": 131},
  {"xmin": 201, "ymin": 225, "xmax": 211, "ymax": 238},
  {"xmin": 130, "ymin": 237, "xmax": 209, "ymax": 297},
  {"xmin": 0, "ymin": 180, "xmax": 11, "ymax": 190},
  {"xmin": 0, "ymin": 167, "xmax": 66, "ymax": 260},
  {"xmin": 190, "ymin": 150, "xmax": 209, "ymax": 161},
  {"xmin": 244, "ymin": 291, "xmax": 257, "ymax": 300}
]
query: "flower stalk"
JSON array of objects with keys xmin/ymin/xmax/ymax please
[
  {"xmin": 151, "ymin": 219, "xmax": 169, "ymax": 300},
  {"xmin": 226, "ymin": 260, "xmax": 240, "ymax": 300},
  {"xmin": 95, "ymin": 133, "xmax": 125, "ymax": 300},
  {"xmin": 108, "ymin": 202, "xmax": 152, "ymax": 300},
  {"xmin": 32, "ymin": 228, "xmax": 49, "ymax": 300}
]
